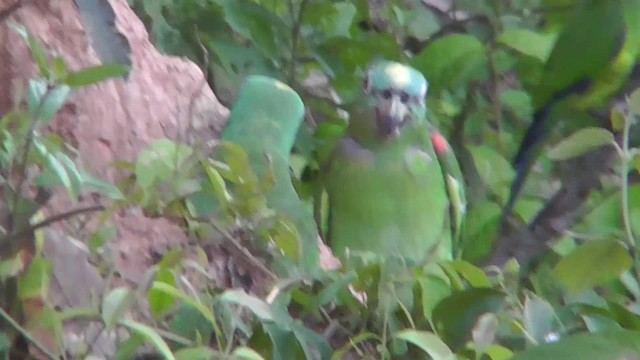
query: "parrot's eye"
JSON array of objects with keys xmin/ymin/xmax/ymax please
[
  {"xmin": 381, "ymin": 89, "xmax": 392, "ymax": 100},
  {"xmin": 399, "ymin": 91, "xmax": 410, "ymax": 104}
]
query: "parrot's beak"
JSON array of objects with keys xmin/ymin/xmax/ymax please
[{"xmin": 377, "ymin": 96, "xmax": 408, "ymax": 139}]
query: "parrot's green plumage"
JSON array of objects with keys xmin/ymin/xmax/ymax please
[
  {"xmin": 323, "ymin": 60, "xmax": 466, "ymax": 265},
  {"xmin": 508, "ymin": 0, "xmax": 640, "ymax": 212},
  {"xmin": 221, "ymin": 75, "xmax": 319, "ymax": 274}
]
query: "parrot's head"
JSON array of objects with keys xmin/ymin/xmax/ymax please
[{"xmin": 363, "ymin": 60, "xmax": 428, "ymax": 139}]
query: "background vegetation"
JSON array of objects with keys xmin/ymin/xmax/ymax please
[{"xmin": 3, "ymin": 0, "xmax": 640, "ymax": 359}]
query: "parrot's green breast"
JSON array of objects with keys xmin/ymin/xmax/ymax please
[{"xmin": 326, "ymin": 129, "xmax": 451, "ymax": 264}]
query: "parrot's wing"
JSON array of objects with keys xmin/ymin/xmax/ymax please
[
  {"xmin": 221, "ymin": 75, "xmax": 320, "ymax": 273},
  {"xmin": 430, "ymin": 130, "xmax": 466, "ymax": 256}
]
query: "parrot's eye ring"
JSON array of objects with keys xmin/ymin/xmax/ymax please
[
  {"xmin": 381, "ymin": 89, "xmax": 392, "ymax": 100},
  {"xmin": 399, "ymin": 91, "xmax": 410, "ymax": 103}
]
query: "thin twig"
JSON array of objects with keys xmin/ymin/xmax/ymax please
[
  {"xmin": 206, "ymin": 219, "xmax": 278, "ymax": 281},
  {"xmin": 1, "ymin": 204, "xmax": 105, "ymax": 243},
  {"xmin": 0, "ymin": 306, "xmax": 59, "ymax": 360}
]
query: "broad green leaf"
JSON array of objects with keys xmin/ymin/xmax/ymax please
[
  {"xmin": 406, "ymin": 5, "xmax": 440, "ymax": 41},
  {"xmin": 485, "ymin": 344, "xmax": 514, "ymax": 360},
  {"xmin": 202, "ymin": 160, "xmax": 232, "ymax": 204},
  {"xmin": 80, "ymin": 171, "xmax": 125, "ymax": 200},
  {"xmin": 64, "ymin": 64, "xmax": 130, "ymax": 87},
  {"xmin": 451, "ymin": 260, "xmax": 491, "ymax": 288},
  {"xmin": 219, "ymin": 289, "xmax": 274, "ymax": 321},
  {"xmin": 27, "ymin": 33, "xmax": 51, "ymax": 78},
  {"xmin": 167, "ymin": 302, "xmax": 214, "ymax": 351},
  {"xmin": 498, "ymin": 29, "xmax": 556, "ymax": 62},
  {"xmin": 232, "ymin": 346, "xmax": 266, "ymax": 360},
  {"xmin": 554, "ymin": 240, "xmax": 632, "ymax": 293},
  {"xmin": 151, "ymin": 282, "xmax": 218, "ymax": 329},
  {"xmin": 17, "ymin": 257, "xmax": 52, "ymax": 300},
  {"xmin": 432, "ymin": 288, "xmax": 505, "ymax": 350},
  {"xmin": 148, "ymin": 267, "xmax": 177, "ymax": 318},
  {"xmin": 120, "ymin": 319, "xmax": 176, "ymax": 360},
  {"xmin": 523, "ymin": 294, "xmax": 556, "ymax": 344},
  {"xmin": 500, "ymin": 89, "xmax": 533, "ymax": 121},
  {"xmin": 629, "ymin": 88, "xmax": 640, "ymax": 116},
  {"xmin": 0, "ymin": 255, "xmax": 25, "ymax": 280},
  {"xmin": 472, "ymin": 312, "xmax": 499, "ymax": 353},
  {"xmin": 510, "ymin": 329, "xmax": 640, "ymax": 360},
  {"xmin": 136, "ymin": 138, "xmax": 193, "ymax": 189},
  {"xmin": 102, "ymin": 287, "xmax": 136, "ymax": 329},
  {"xmin": 27, "ymin": 80, "xmax": 71, "ymax": 123},
  {"xmin": 216, "ymin": 0, "xmax": 287, "ymax": 59},
  {"xmin": 394, "ymin": 330, "xmax": 455, "ymax": 360},
  {"xmin": 174, "ymin": 346, "xmax": 216, "ymax": 360},
  {"xmin": 547, "ymin": 127, "xmax": 614, "ymax": 160},
  {"xmin": 412, "ymin": 34, "xmax": 487, "ymax": 93},
  {"xmin": 291, "ymin": 322, "xmax": 333, "ymax": 360},
  {"xmin": 56, "ymin": 154, "xmax": 83, "ymax": 201},
  {"xmin": 303, "ymin": 2, "xmax": 356, "ymax": 38},
  {"xmin": 468, "ymin": 145, "xmax": 514, "ymax": 197}
]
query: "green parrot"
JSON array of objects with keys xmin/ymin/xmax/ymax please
[
  {"xmin": 220, "ymin": 75, "xmax": 319, "ymax": 274},
  {"xmin": 323, "ymin": 60, "xmax": 466, "ymax": 267},
  {"xmin": 507, "ymin": 0, "xmax": 640, "ymax": 212}
]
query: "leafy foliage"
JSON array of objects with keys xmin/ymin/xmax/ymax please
[{"xmin": 3, "ymin": 0, "xmax": 640, "ymax": 359}]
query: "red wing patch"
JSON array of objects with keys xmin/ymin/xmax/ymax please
[{"xmin": 431, "ymin": 132, "xmax": 449, "ymax": 155}]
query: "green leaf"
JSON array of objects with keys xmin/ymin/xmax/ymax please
[
  {"xmin": 80, "ymin": 171, "xmax": 125, "ymax": 200},
  {"xmin": 451, "ymin": 260, "xmax": 491, "ymax": 288},
  {"xmin": 498, "ymin": 29, "xmax": 556, "ymax": 62},
  {"xmin": 412, "ymin": 34, "xmax": 487, "ymax": 93},
  {"xmin": 26, "ymin": 81, "xmax": 71, "ymax": 123},
  {"xmin": 148, "ymin": 267, "xmax": 177, "ymax": 318},
  {"xmin": 554, "ymin": 240, "xmax": 632, "ymax": 293},
  {"xmin": 102, "ymin": 287, "xmax": 136, "ymax": 329},
  {"xmin": 17, "ymin": 257, "xmax": 52, "ymax": 300},
  {"xmin": 120, "ymin": 319, "xmax": 176, "ymax": 360},
  {"xmin": 469, "ymin": 145, "xmax": 514, "ymax": 198},
  {"xmin": 472, "ymin": 313, "xmax": 498, "ymax": 353},
  {"xmin": 547, "ymin": 127, "xmax": 614, "ymax": 160},
  {"xmin": 27, "ymin": 33, "xmax": 51, "ymax": 78},
  {"xmin": 231, "ymin": 347, "xmax": 266, "ymax": 360},
  {"xmin": 33, "ymin": 140, "xmax": 72, "ymax": 191},
  {"xmin": 174, "ymin": 347, "xmax": 216, "ymax": 360},
  {"xmin": 523, "ymin": 294, "xmax": 556, "ymax": 344},
  {"xmin": 151, "ymin": 282, "xmax": 219, "ymax": 331},
  {"xmin": 136, "ymin": 138, "xmax": 193, "ymax": 189},
  {"xmin": 303, "ymin": 2, "xmax": 356, "ymax": 38},
  {"xmin": 219, "ymin": 289, "xmax": 274, "ymax": 321},
  {"xmin": 168, "ymin": 302, "xmax": 214, "ymax": 351},
  {"xmin": 64, "ymin": 64, "xmax": 130, "ymax": 87},
  {"xmin": 510, "ymin": 329, "xmax": 640, "ymax": 360},
  {"xmin": 394, "ymin": 330, "xmax": 455, "ymax": 360},
  {"xmin": 500, "ymin": 89, "xmax": 533, "ymax": 121},
  {"xmin": 629, "ymin": 87, "xmax": 640, "ymax": 116},
  {"xmin": 56, "ymin": 154, "xmax": 83, "ymax": 201},
  {"xmin": 485, "ymin": 344, "xmax": 514, "ymax": 360},
  {"xmin": 432, "ymin": 288, "xmax": 505, "ymax": 350},
  {"xmin": 216, "ymin": 0, "xmax": 288, "ymax": 59}
]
